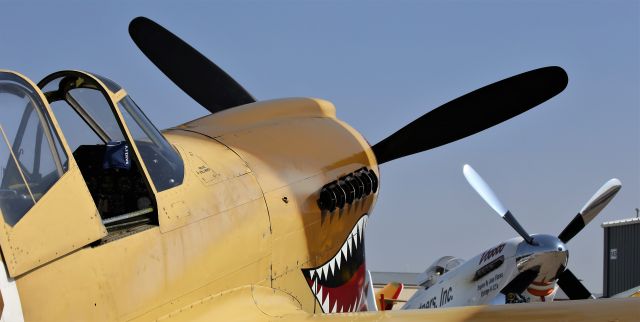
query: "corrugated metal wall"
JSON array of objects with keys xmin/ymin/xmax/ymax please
[{"xmin": 603, "ymin": 222, "xmax": 640, "ymax": 297}]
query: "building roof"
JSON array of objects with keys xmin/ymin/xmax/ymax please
[
  {"xmin": 601, "ymin": 217, "xmax": 640, "ymax": 228},
  {"xmin": 370, "ymin": 271, "xmax": 420, "ymax": 286}
]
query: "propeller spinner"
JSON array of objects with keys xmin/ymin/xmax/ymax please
[{"xmin": 463, "ymin": 164, "xmax": 621, "ymax": 300}]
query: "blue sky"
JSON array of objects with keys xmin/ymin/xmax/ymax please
[{"xmin": 1, "ymin": 0, "xmax": 638, "ymax": 293}]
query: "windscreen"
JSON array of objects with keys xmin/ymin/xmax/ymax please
[
  {"xmin": 0, "ymin": 73, "xmax": 67, "ymax": 225},
  {"xmin": 118, "ymin": 96, "xmax": 184, "ymax": 192}
]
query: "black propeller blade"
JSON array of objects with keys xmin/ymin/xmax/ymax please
[
  {"xmin": 554, "ymin": 180, "xmax": 620, "ymax": 300},
  {"xmin": 557, "ymin": 268, "xmax": 594, "ymax": 300},
  {"xmin": 129, "ymin": 17, "xmax": 255, "ymax": 114},
  {"xmin": 371, "ymin": 66, "xmax": 568, "ymax": 164},
  {"xmin": 501, "ymin": 269, "xmax": 539, "ymax": 299}
]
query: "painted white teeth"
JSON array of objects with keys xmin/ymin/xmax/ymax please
[
  {"xmin": 314, "ymin": 216, "xmax": 368, "ymax": 282},
  {"xmin": 309, "ymin": 215, "xmax": 369, "ymax": 313},
  {"xmin": 341, "ymin": 242, "xmax": 348, "ymax": 260},
  {"xmin": 322, "ymin": 293, "xmax": 331, "ymax": 313},
  {"xmin": 329, "ymin": 258, "xmax": 335, "ymax": 275}
]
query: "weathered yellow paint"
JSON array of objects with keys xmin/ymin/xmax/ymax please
[
  {"xmin": 175, "ymin": 97, "xmax": 337, "ymax": 138},
  {"xmin": 17, "ymin": 195, "xmax": 272, "ymax": 321},
  {"xmin": 0, "ymin": 166, "xmax": 107, "ymax": 277},
  {"xmin": 156, "ymin": 132, "xmax": 263, "ymax": 233},
  {"xmin": 143, "ymin": 285, "xmax": 306, "ymax": 322},
  {"xmin": 179, "ymin": 98, "xmax": 379, "ymax": 312}
]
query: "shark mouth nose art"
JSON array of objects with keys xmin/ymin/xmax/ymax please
[{"xmin": 302, "ymin": 215, "xmax": 369, "ymax": 313}]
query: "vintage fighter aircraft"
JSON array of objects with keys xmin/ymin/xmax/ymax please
[
  {"xmin": 402, "ymin": 165, "xmax": 621, "ymax": 311},
  {"xmin": 0, "ymin": 16, "xmax": 636, "ymax": 321}
]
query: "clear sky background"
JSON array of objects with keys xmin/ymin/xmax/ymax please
[{"xmin": 1, "ymin": 0, "xmax": 638, "ymax": 294}]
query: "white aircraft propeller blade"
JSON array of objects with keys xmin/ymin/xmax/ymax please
[
  {"xmin": 579, "ymin": 178, "xmax": 622, "ymax": 225},
  {"xmin": 463, "ymin": 164, "xmax": 508, "ymax": 216},
  {"xmin": 558, "ymin": 178, "xmax": 622, "ymax": 243},
  {"xmin": 463, "ymin": 164, "xmax": 534, "ymax": 244}
]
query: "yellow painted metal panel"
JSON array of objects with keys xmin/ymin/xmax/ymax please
[
  {"xmin": 158, "ymin": 132, "xmax": 263, "ymax": 232},
  {"xmin": 216, "ymin": 118, "xmax": 370, "ymax": 193},
  {"xmin": 0, "ymin": 166, "xmax": 107, "ymax": 276},
  {"xmin": 18, "ymin": 196, "xmax": 271, "ymax": 321},
  {"xmin": 188, "ymin": 100, "xmax": 378, "ymax": 313},
  {"xmin": 268, "ymin": 183, "xmax": 377, "ymax": 313},
  {"xmin": 126, "ymin": 265, "xmax": 275, "ymax": 322},
  {"xmin": 175, "ymin": 97, "xmax": 336, "ymax": 138},
  {"xmin": 185, "ymin": 99, "xmax": 380, "ymax": 313},
  {"xmin": 175, "ymin": 98, "xmax": 376, "ymax": 193},
  {"xmin": 143, "ymin": 285, "xmax": 305, "ymax": 322}
]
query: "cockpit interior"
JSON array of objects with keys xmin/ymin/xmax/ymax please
[
  {"xmin": 416, "ymin": 256, "xmax": 465, "ymax": 289},
  {"xmin": 0, "ymin": 71, "xmax": 184, "ymax": 243}
]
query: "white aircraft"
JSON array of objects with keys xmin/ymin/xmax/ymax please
[{"xmin": 403, "ymin": 164, "xmax": 621, "ymax": 310}]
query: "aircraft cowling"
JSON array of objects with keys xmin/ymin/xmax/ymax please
[{"xmin": 170, "ymin": 97, "xmax": 380, "ymax": 313}]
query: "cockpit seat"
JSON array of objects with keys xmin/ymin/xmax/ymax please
[{"xmin": 73, "ymin": 144, "xmax": 153, "ymax": 226}]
